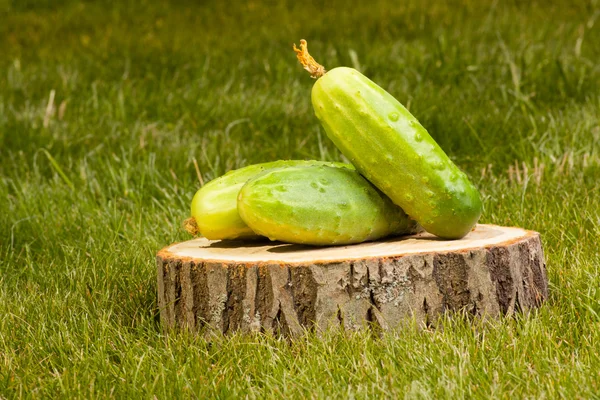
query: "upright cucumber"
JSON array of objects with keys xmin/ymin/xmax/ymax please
[
  {"xmin": 237, "ymin": 165, "xmax": 418, "ymax": 245},
  {"xmin": 294, "ymin": 40, "xmax": 482, "ymax": 239},
  {"xmin": 189, "ymin": 160, "xmax": 353, "ymax": 240}
]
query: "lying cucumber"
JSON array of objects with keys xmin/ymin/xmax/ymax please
[
  {"xmin": 294, "ymin": 40, "xmax": 482, "ymax": 239},
  {"xmin": 237, "ymin": 165, "xmax": 418, "ymax": 245},
  {"xmin": 189, "ymin": 160, "xmax": 353, "ymax": 240}
]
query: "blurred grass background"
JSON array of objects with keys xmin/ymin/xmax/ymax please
[{"xmin": 1, "ymin": 0, "xmax": 599, "ymax": 397}]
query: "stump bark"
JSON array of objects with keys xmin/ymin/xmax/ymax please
[{"xmin": 157, "ymin": 224, "xmax": 547, "ymax": 335}]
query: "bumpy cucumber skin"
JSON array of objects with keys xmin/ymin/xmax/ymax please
[
  {"xmin": 311, "ymin": 67, "xmax": 482, "ymax": 239},
  {"xmin": 237, "ymin": 165, "xmax": 417, "ymax": 246},
  {"xmin": 191, "ymin": 160, "xmax": 353, "ymax": 240}
]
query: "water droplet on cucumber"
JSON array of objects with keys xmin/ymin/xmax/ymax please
[{"xmin": 388, "ymin": 112, "xmax": 400, "ymax": 122}]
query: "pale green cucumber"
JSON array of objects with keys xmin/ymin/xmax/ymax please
[
  {"xmin": 237, "ymin": 165, "xmax": 418, "ymax": 245},
  {"xmin": 294, "ymin": 40, "xmax": 482, "ymax": 239},
  {"xmin": 190, "ymin": 160, "xmax": 353, "ymax": 240}
]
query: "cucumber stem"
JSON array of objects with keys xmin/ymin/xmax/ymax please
[
  {"xmin": 293, "ymin": 39, "xmax": 326, "ymax": 78},
  {"xmin": 183, "ymin": 217, "xmax": 199, "ymax": 236}
]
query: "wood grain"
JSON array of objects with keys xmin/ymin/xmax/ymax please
[{"xmin": 157, "ymin": 224, "xmax": 548, "ymax": 335}]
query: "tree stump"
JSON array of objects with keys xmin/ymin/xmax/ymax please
[{"xmin": 157, "ymin": 224, "xmax": 547, "ymax": 335}]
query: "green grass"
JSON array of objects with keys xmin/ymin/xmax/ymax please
[{"xmin": 1, "ymin": 0, "xmax": 600, "ymax": 397}]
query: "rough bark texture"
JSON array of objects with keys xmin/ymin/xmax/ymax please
[{"xmin": 157, "ymin": 225, "xmax": 547, "ymax": 336}]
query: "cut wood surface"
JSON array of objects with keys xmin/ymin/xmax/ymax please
[{"xmin": 157, "ymin": 224, "xmax": 548, "ymax": 335}]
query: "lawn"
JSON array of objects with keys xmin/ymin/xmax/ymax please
[{"xmin": 1, "ymin": 0, "xmax": 599, "ymax": 397}]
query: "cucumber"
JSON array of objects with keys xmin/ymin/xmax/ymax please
[
  {"xmin": 237, "ymin": 165, "xmax": 418, "ymax": 245},
  {"xmin": 190, "ymin": 160, "xmax": 353, "ymax": 240},
  {"xmin": 294, "ymin": 40, "xmax": 482, "ymax": 239}
]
